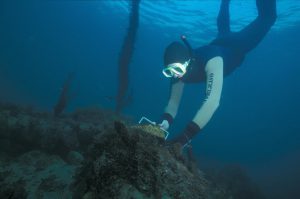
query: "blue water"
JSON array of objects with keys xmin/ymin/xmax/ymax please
[{"xmin": 1, "ymin": 0, "xmax": 300, "ymax": 198}]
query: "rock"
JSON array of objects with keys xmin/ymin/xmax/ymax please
[
  {"xmin": 0, "ymin": 103, "xmax": 265, "ymax": 199},
  {"xmin": 71, "ymin": 121, "xmax": 218, "ymax": 199},
  {"xmin": 67, "ymin": 151, "xmax": 84, "ymax": 165}
]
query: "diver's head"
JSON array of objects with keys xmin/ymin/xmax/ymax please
[{"xmin": 163, "ymin": 41, "xmax": 190, "ymax": 78}]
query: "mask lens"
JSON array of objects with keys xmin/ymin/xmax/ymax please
[
  {"xmin": 162, "ymin": 68, "xmax": 174, "ymax": 77},
  {"xmin": 165, "ymin": 69, "xmax": 173, "ymax": 76},
  {"xmin": 163, "ymin": 60, "xmax": 190, "ymax": 78},
  {"xmin": 169, "ymin": 63, "xmax": 185, "ymax": 75},
  {"xmin": 172, "ymin": 66, "xmax": 184, "ymax": 74}
]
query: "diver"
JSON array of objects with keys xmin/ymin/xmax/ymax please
[{"xmin": 158, "ymin": 0, "xmax": 277, "ymax": 148}]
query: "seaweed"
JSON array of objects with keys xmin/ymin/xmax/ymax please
[
  {"xmin": 53, "ymin": 72, "xmax": 75, "ymax": 117},
  {"xmin": 116, "ymin": 0, "xmax": 141, "ymax": 114}
]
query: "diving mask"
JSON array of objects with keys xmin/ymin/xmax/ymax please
[{"xmin": 162, "ymin": 59, "xmax": 190, "ymax": 78}]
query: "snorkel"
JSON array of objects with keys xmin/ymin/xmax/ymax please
[{"xmin": 180, "ymin": 35, "xmax": 194, "ymax": 58}]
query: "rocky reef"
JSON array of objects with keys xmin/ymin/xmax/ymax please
[{"xmin": 0, "ymin": 102, "xmax": 265, "ymax": 198}]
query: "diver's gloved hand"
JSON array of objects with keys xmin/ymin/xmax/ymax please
[
  {"xmin": 158, "ymin": 113, "xmax": 173, "ymax": 129},
  {"xmin": 159, "ymin": 120, "xmax": 169, "ymax": 131},
  {"xmin": 167, "ymin": 133, "xmax": 191, "ymax": 148},
  {"xmin": 166, "ymin": 121, "xmax": 201, "ymax": 149}
]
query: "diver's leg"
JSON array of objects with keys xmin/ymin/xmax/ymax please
[
  {"xmin": 217, "ymin": 0, "xmax": 231, "ymax": 37},
  {"xmin": 232, "ymin": 0, "xmax": 277, "ymax": 53}
]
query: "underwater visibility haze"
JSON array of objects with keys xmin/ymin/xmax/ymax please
[{"xmin": 0, "ymin": 0, "xmax": 300, "ymax": 198}]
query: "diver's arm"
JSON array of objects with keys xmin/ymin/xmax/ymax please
[
  {"xmin": 166, "ymin": 57, "xmax": 223, "ymax": 147},
  {"xmin": 162, "ymin": 79, "xmax": 185, "ymax": 124},
  {"xmin": 192, "ymin": 56, "xmax": 223, "ymax": 128}
]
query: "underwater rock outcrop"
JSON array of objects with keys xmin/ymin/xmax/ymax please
[
  {"xmin": 205, "ymin": 164, "xmax": 266, "ymax": 199},
  {"xmin": 71, "ymin": 121, "xmax": 214, "ymax": 199},
  {"xmin": 0, "ymin": 102, "xmax": 265, "ymax": 198},
  {"xmin": 0, "ymin": 150, "xmax": 74, "ymax": 198},
  {"xmin": 0, "ymin": 103, "xmax": 124, "ymax": 158}
]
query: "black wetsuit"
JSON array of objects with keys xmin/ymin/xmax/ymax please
[
  {"xmin": 163, "ymin": 0, "xmax": 277, "ymax": 147},
  {"xmin": 181, "ymin": 0, "xmax": 277, "ymax": 83}
]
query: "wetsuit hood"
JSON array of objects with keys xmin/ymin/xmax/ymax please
[{"xmin": 164, "ymin": 41, "xmax": 189, "ymax": 66}]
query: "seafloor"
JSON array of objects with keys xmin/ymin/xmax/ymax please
[{"xmin": 0, "ymin": 102, "xmax": 264, "ymax": 199}]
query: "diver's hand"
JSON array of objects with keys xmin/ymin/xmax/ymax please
[{"xmin": 159, "ymin": 120, "xmax": 169, "ymax": 131}]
